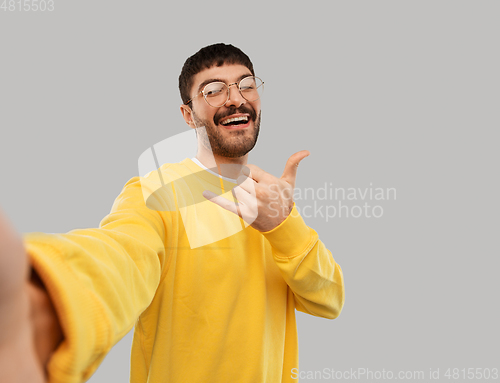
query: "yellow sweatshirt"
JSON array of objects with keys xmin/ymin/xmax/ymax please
[{"xmin": 24, "ymin": 158, "xmax": 345, "ymax": 383}]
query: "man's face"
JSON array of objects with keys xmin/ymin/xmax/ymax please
[{"xmin": 185, "ymin": 64, "xmax": 262, "ymax": 158}]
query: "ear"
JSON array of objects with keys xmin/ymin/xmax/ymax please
[{"xmin": 180, "ymin": 104, "xmax": 197, "ymax": 129}]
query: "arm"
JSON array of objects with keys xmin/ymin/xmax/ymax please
[
  {"xmin": 23, "ymin": 176, "xmax": 170, "ymax": 383},
  {"xmin": 203, "ymin": 152, "xmax": 345, "ymax": 319},
  {"xmin": 262, "ymin": 204, "xmax": 345, "ymax": 319}
]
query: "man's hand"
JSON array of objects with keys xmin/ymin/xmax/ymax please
[
  {"xmin": 0, "ymin": 209, "xmax": 62, "ymax": 383},
  {"xmin": 203, "ymin": 150, "xmax": 310, "ymax": 232}
]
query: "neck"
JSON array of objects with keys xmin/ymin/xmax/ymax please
[{"xmin": 195, "ymin": 148, "xmax": 248, "ymax": 180}]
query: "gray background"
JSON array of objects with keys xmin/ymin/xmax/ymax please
[{"xmin": 1, "ymin": 1, "xmax": 498, "ymax": 382}]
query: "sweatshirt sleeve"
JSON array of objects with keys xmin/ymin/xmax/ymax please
[
  {"xmin": 262, "ymin": 204, "xmax": 345, "ymax": 319},
  {"xmin": 24, "ymin": 176, "xmax": 170, "ymax": 383}
]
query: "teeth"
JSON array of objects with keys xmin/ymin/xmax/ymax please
[{"xmin": 220, "ymin": 116, "xmax": 248, "ymax": 125}]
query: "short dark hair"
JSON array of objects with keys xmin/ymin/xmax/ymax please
[{"xmin": 179, "ymin": 43, "xmax": 255, "ymax": 106}]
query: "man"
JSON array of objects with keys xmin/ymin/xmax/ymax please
[{"xmin": 0, "ymin": 43, "xmax": 344, "ymax": 383}]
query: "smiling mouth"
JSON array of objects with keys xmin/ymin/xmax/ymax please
[{"xmin": 219, "ymin": 115, "xmax": 249, "ymax": 127}]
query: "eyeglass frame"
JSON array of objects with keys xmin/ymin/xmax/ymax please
[{"xmin": 184, "ymin": 75, "xmax": 264, "ymax": 107}]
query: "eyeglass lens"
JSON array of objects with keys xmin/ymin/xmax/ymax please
[{"xmin": 203, "ymin": 77, "xmax": 264, "ymax": 107}]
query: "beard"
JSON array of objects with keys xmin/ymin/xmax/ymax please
[{"xmin": 192, "ymin": 106, "xmax": 261, "ymax": 158}]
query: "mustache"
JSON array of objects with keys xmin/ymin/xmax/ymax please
[{"xmin": 214, "ymin": 106, "xmax": 257, "ymax": 125}]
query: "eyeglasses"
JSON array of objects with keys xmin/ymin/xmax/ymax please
[{"xmin": 185, "ymin": 76, "xmax": 264, "ymax": 107}]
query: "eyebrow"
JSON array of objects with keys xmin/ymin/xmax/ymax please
[{"xmin": 197, "ymin": 73, "xmax": 253, "ymax": 93}]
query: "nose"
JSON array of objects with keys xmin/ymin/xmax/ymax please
[{"xmin": 225, "ymin": 82, "xmax": 246, "ymax": 108}]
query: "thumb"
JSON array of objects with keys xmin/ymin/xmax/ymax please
[{"xmin": 280, "ymin": 150, "xmax": 310, "ymax": 187}]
